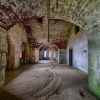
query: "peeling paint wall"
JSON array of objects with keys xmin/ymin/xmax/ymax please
[
  {"xmin": 67, "ymin": 25, "xmax": 88, "ymax": 73},
  {"xmin": 0, "ymin": 27, "xmax": 7, "ymax": 88},
  {"xmin": 0, "ymin": 0, "xmax": 46, "ymax": 30}
]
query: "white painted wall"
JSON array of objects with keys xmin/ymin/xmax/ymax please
[{"xmin": 66, "ymin": 25, "xmax": 88, "ymax": 73}]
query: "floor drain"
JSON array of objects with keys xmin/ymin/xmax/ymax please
[
  {"xmin": 79, "ymin": 90, "xmax": 85, "ymax": 97},
  {"xmin": 55, "ymin": 89, "xmax": 62, "ymax": 95}
]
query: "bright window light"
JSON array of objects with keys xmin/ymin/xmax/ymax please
[
  {"xmin": 49, "ymin": 51, "xmax": 51, "ymax": 57},
  {"xmin": 44, "ymin": 51, "xmax": 46, "ymax": 57}
]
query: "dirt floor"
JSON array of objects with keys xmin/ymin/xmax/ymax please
[{"xmin": 0, "ymin": 60, "xmax": 99, "ymax": 100}]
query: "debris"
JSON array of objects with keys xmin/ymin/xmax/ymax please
[
  {"xmin": 51, "ymin": 66, "xmax": 55, "ymax": 69},
  {"xmin": 45, "ymin": 69, "xmax": 49, "ymax": 71}
]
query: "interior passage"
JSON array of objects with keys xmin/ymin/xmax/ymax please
[
  {"xmin": 0, "ymin": 0, "xmax": 100, "ymax": 99},
  {"xmin": 0, "ymin": 61, "xmax": 99, "ymax": 100}
]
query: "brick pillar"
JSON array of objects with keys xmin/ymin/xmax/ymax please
[
  {"xmin": 7, "ymin": 32, "xmax": 15, "ymax": 69},
  {"xmin": 58, "ymin": 49, "xmax": 66, "ymax": 64},
  {"xmin": 0, "ymin": 27, "xmax": 7, "ymax": 89}
]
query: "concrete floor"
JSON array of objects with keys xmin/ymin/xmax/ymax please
[{"xmin": 0, "ymin": 60, "xmax": 99, "ymax": 100}]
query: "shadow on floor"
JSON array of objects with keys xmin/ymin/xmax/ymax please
[
  {"xmin": 5, "ymin": 64, "xmax": 34, "ymax": 85},
  {"xmin": 0, "ymin": 89, "xmax": 22, "ymax": 100}
]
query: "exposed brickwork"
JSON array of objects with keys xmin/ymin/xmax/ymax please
[
  {"xmin": 50, "ymin": 0, "xmax": 100, "ymax": 32},
  {"xmin": 0, "ymin": 0, "xmax": 46, "ymax": 30},
  {"xmin": 0, "ymin": 0, "xmax": 100, "ymax": 33},
  {"xmin": 24, "ymin": 18, "xmax": 73, "ymax": 49}
]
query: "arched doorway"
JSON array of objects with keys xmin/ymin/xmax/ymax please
[{"xmin": 38, "ymin": 43, "xmax": 59, "ymax": 62}]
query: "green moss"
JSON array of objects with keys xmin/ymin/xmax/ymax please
[
  {"xmin": 59, "ymin": 59, "xmax": 66, "ymax": 64},
  {"xmin": 89, "ymin": 81, "xmax": 100, "ymax": 98},
  {"xmin": 74, "ymin": 67, "xmax": 87, "ymax": 74},
  {"xmin": 88, "ymin": 68, "xmax": 100, "ymax": 98},
  {"xmin": 59, "ymin": 60, "xmax": 64, "ymax": 64}
]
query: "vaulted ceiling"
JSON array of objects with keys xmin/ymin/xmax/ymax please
[
  {"xmin": 1, "ymin": 0, "xmax": 100, "ymax": 49},
  {"xmin": 24, "ymin": 18, "xmax": 73, "ymax": 49},
  {"xmin": 0, "ymin": 0, "xmax": 46, "ymax": 30}
]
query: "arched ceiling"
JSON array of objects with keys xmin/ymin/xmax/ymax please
[
  {"xmin": 50, "ymin": 0, "xmax": 100, "ymax": 33},
  {"xmin": 1, "ymin": 0, "xmax": 100, "ymax": 49},
  {"xmin": 39, "ymin": 43, "xmax": 58, "ymax": 51},
  {"xmin": 0, "ymin": 0, "xmax": 100, "ymax": 31},
  {"xmin": 0, "ymin": 0, "xmax": 46, "ymax": 30},
  {"xmin": 24, "ymin": 18, "xmax": 73, "ymax": 49}
]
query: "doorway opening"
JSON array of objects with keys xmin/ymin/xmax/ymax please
[{"xmin": 69, "ymin": 49, "xmax": 73, "ymax": 66}]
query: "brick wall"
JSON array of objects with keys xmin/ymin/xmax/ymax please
[{"xmin": 0, "ymin": 27, "xmax": 7, "ymax": 88}]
